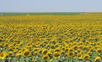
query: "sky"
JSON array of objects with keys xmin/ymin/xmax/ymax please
[{"xmin": 0, "ymin": 0, "xmax": 102, "ymax": 12}]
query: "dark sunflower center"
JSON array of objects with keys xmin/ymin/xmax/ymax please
[
  {"xmin": 0, "ymin": 54, "xmax": 4, "ymax": 57},
  {"xmin": 24, "ymin": 52, "xmax": 29, "ymax": 55},
  {"xmin": 78, "ymin": 54, "xmax": 81, "ymax": 57}
]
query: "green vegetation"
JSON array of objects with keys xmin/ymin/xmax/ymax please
[{"xmin": 0, "ymin": 12, "xmax": 84, "ymax": 16}]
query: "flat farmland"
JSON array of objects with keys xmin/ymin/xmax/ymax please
[{"xmin": 0, "ymin": 14, "xmax": 102, "ymax": 62}]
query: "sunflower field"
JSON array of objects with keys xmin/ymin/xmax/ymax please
[{"xmin": 0, "ymin": 15, "xmax": 102, "ymax": 62}]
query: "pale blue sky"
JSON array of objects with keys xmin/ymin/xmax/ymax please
[{"xmin": 0, "ymin": 0, "xmax": 102, "ymax": 12}]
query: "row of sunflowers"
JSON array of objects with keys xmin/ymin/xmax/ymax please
[{"xmin": 0, "ymin": 15, "xmax": 102, "ymax": 62}]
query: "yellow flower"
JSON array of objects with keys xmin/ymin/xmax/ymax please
[
  {"xmin": 38, "ymin": 50, "xmax": 42, "ymax": 54},
  {"xmin": 87, "ymin": 51, "xmax": 92, "ymax": 55},
  {"xmin": 77, "ymin": 53, "xmax": 82, "ymax": 59},
  {"xmin": 54, "ymin": 48, "xmax": 60, "ymax": 52},
  {"xmin": 0, "ymin": 51, "xmax": 7, "ymax": 60},
  {"xmin": 74, "ymin": 45, "xmax": 78, "ymax": 50},
  {"xmin": 53, "ymin": 52, "xmax": 61, "ymax": 58},
  {"xmin": 42, "ymin": 49, "xmax": 48, "ymax": 55},
  {"xmin": 95, "ymin": 57, "xmax": 101, "ymax": 62},
  {"xmin": 42, "ymin": 55, "xmax": 49, "ymax": 61},
  {"xmin": 73, "ymin": 56, "xmax": 76, "ymax": 59},
  {"xmin": 68, "ymin": 48, "xmax": 74, "ymax": 52},
  {"xmin": 32, "ymin": 58, "xmax": 34, "ymax": 61},
  {"xmin": 65, "ymin": 48, "xmax": 69, "ymax": 52},
  {"xmin": 55, "ymin": 43, "xmax": 59, "ymax": 47},
  {"xmin": 23, "ymin": 50, "xmax": 31, "ymax": 57},
  {"xmin": 8, "ymin": 52, "xmax": 13, "ymax": 57},
  {"xmin": 47, "ymin": 52, "xmax": 52, "ymax": 56},
  {"xmin": 34, "ymin": 52, "xmax": 39, "ymax": 56},
  {"xmin": 51, "ymin": 44, "xmax": 55, "ymax": 48},
  {"xmin": 97, "ymin": 49, "xmax": 102, "ymax": 53},
  {"xmin": 83, "ymin": 54, "xmax": 90, "ymax": 60},
  {"xmin": 46, "ymin": 44, "xmax": 50, "ymax": 47},
  {"xmin": 50, "ymin": 59, "xmax": 52, "ymax": 61},
  {"xmin": 77, "ymin": 49, "xmax": 81, "ymax": 53},
  {"xmin": 65, "ymin": 53, "xmax": 68, "ymax": 57},
  {"xmin": 15, "ymin": 53, "xmax": 21, "ymax": 58},
  {"xmin": 61, "ymin": 51, "xmax": 65, "ymax": 54},
  {"xmin": 14, "ymin": 50, "xmax": 18, "ymax": 54},
  {"xmin": 33, "ymin": 48, "xmax": 39, "ymax": 51},
  {"xmin": 62, "ymin": 47, "xmax": 65, "ymax": 50},
  {"xmin": 68, "ymin": 52, "xmax": 74, "ymax": 57}
]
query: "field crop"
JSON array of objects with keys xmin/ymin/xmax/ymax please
[
  {"xmin": 0, "ymin": 12, "xmax": 84, "ymax": 16},
  {"xmin": 0, "ymin": 15, "xmax": 102, "ymax": 62}
]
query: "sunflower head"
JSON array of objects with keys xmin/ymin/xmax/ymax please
[
  {"xmin": 54, "ymin": 48, "xmax": 60, "ymax": 52},
  {"xmin": 97, "ymin": 49, "xmax": 102, "ymax": 53},
  {"xmin": 42, "ymin": 55, "xmax": 49, "ymax": 61},
  {"xmin": 65, "ymin": 53, "xmax": 68, "ymax": 57},
  {"xmin": 77, "ymin": 53, "xmax": 82, "ymax": 59},
  {"xmin": 8, "ymin": 52, "xmax": 13, "ymax": 57},
  {"xmin": 47, "ymin": 52, "xmax": 52, "ymax": 56},
  {"xmin": 0, "ymin": 51, "xmax": 7, "ymax": 60},
  {"xmin": 69, "ymin": 48, "xmax": 74, "ymax": 52},
  {"xmin": 61, "ymin": 51, "xmax": 65, "ymax": 54},
  {"xmin": 42, "ymin": 49, "xmax": 48, "ymax": 55},
  {"xmin": 74, "ymin": 45, "xmax": 78, "ymax": 50},
  {"xmin": 15, "ymin": 53, "xmax": 21, "ymax": 58},
  {"xmin": 51, "ymin": 44, "xmax": 55, "ymax": 48},
  {"xmin": 34, "ymin": 52, "xmax": 39, "ymax": 56},
  {"xmin": 95, "ymin": 57, "xmax": 101, "ymax": 62},
  {"xmin": 87, "ymin": 51, "xmax": 92, "ymax": 55},
  {"xmin": 83, "ymin": 54, "xmax": 90, "ymax": 60},
  {"xmin": 23, "ymin": 50, "xmax": 31, "ymax": 57},
  {"xmin": 53, "ymin": 52, "xmax": 61, "ymax": 58},
  {"xmin": 68, "ymin": 52, "xmax": 74, "ymax": 57}
]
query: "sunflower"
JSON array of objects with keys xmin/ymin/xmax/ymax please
[
  {"xmin": 74, "ymin": 45, "xmax": 78, "ymax": 50},
  {"xmin": 65, "ymin": 53, "xmax": 68, "ymax": 57},
  {"xmin": 15, "ymin": 53, "xmax": 21, "ymax": 58},
  {"xmin": 55, "ymin": 43, "xmax": 59, "ymax": 47},
  {"xmin": 42, "ymin": 55, "xmax": 49, "ymax": 61},
  {"xmin": 50, "ymin": 59, "xmax": 52, "ymax": 61},
  {"xmin": 34, "ymin": 52, "xmax": 39, "ymax": 56},
  {"xmin": 87, "ymin": 51, "xmax": 92, "ymax": 55},
  {"xmin": 77, "ymin": 53, "xmax": 82, "ymax": 59},
  {"xmin": 83, "ymin": 54, "xmax": 90, "ymax": 60},
  {"xmin": 61, "ymin": 51, "xmax": 65, "ymax": 54},
  {"xmin": 62, "ymin": 47, "xmax": 65, "ymax": 50},
  {"xmin": 90, "ymin": 48, "xmax": 94, "ymax": 52},
  {"xmin": 9, "ymin": 47, "xmax": 13, "ymax": 51},
  {"xmin": 77, "ymin": 49, "xmax": 81, "ymax": 53},
  {"xmin": 0, "ymin": 51, "xmax": 7, "ymax": 60},
  {"xmin": 97, "ymin": 49, "xmax": 102, "ymax": 53},
  {"xmin": 51, "ymin": 44, "xmax": 55, "ymax": 48},
  {"xmin": 68, "ymin": 48, "xmax": 74, "ymax": 52},
  {"xmin": 95, "ymin": 57, "xmax": 101, "ymax": 62},
  {"xmin": 42, "ymin": 49, "xmax": 48, "ymax": 55},
  {"xmin": 78, "ymin": 45, "xmax": 83, "ymax": 49},
  {"xmin": 8, "ymin": 52, "xmax": 13, "ymax": 57},
  {"xmin": 68, "ymin": 52, "xmax": 74, "ymax": 57},
  {"xmin": 54, "ymin": 48, "xmax": 60, "ymax": 52},
  {"xmin": 32, "ymin": 58, "xmax": 34, "ymax": 61},
  {"xmin": 14, "ymin": 50, "xmax": 18, "ymax": 54},
  {"xmin": 33, "ymin": 48, "xmax": 39, "ymax": 51},
  {"xmin": 23, "ymin": 50, "xmax": 31, "ymax": 57},
  {"xmin": 47, "ymin": 52, "xmax": 52, "ymax": 56},
  {"xmin": 65, "ymin": 48, "xmax": 69, "ymax": 52},
  {"xmin": 53, "ymin": 52, "xmax": 61, "ymax": 58},
  {"xmin": 83, "ymin": 46, "xmax": 89, "ymax": 50},
  {"xmin": 46, "ymin": 44, "xmax": 50, "ymax": 47},
  {"xmin": 38, "ymin": 50, "xmax": 42, "ymax": 54}
]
